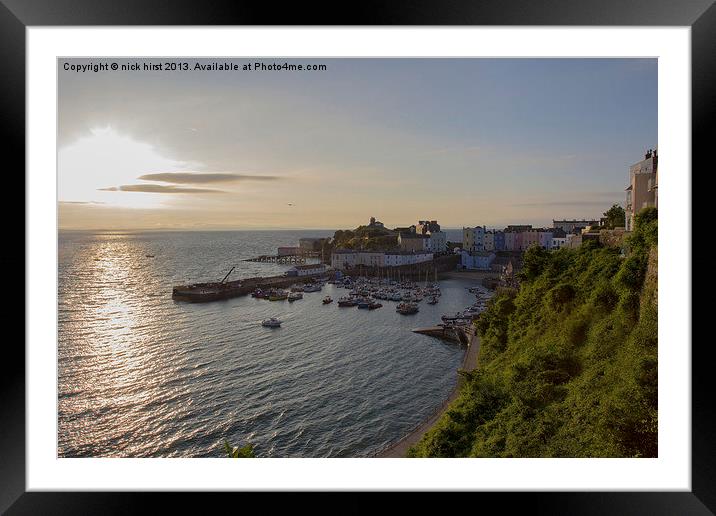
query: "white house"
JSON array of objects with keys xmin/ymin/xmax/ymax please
[
  {"xmin": 415, "ymin": 220, "xmax": 446, "ymax": 253},
  {"xmin": 357, "ymin": 252, "xmax": 385, "ymax": 268},
  {"xmin": 332, "ymin": 250, "xmax": 433, "ymax": 270},
  {"xmin": 551, "ymin": 237, "xmax": 567, "ymax": 249},
  {"xmin": 331, "ymin": 250, "xmax": 358, "ymax": 270},
  {"xmin": 460, "ymin": 249, "xmax": 496, "ymax": 270},
  {"xmin": 384, "ymin": 251, "xmax": 433, "ymax": 266}
]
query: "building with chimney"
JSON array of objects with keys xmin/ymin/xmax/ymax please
[
  {"xmin": 414, "ymin": 220, "xmax": 447, "ymax": 253},
  {"xmin": 625, "ymin": 148, "xmax": 658, "ymax": 231},
  {"xmin": 398, "ymin": 232, "xmax": 429, "ymax": 252},
  {"xmin": 462, "ymin": 226, "xmax": 486, "ymax": 252}
]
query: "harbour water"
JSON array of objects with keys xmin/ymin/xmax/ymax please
[{"xmin": 58, "ymin": 229, "xmax": 477, "ymax": 457}]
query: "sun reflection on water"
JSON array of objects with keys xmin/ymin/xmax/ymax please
[
  {"xmin": 59, "ymin": 233, "xmax": 182, "ymax": 455},
  {"xmin": 58, "ymin": 230, "xmax": 469, "ymax": 457}
]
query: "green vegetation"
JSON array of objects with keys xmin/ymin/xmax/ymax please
[
  {"xmin": 603, "ymin": 203, "xmax": 626, "ymax": 229},
  {"xmin": 224, "ymin": 441, "xmax": 256, "ymax": 458},
  {"xmin": 330, "ymin": 225, "xmax": 399, "ymax": 251},
  {"xmin": 408, "ymin": 208, "xmax": 658, "ymax": 458}
]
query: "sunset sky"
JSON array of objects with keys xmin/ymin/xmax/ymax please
[{"xmin": 58, "ymin": 58, "xmax": 657, "ymax": 230}]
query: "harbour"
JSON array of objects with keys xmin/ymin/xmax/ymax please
[
  {"xmin": 171, "ymin": 270, "xmax": 329, "ymax": 302},
  {"xmin": 58, "ymin": 229, "xmax": 480, "ymax": 458},
  {"xmin": 171, "ymin": 254, "xmax": 463, "ymax": 303}
]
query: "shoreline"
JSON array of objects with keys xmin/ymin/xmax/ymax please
[{"xmin": 376, "ymin": 329, "xmax": 481, "ymax": 457}]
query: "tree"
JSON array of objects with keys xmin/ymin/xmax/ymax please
[
  {"xmin": 603, "ymin": 204, "xmax": 626, "ymax": 229},
  {"xmin": 519, "ymin": 245, "xmax": 550, "ymax": 282},
  {"xmin": 626, "ymin": 207, "xmax": 657, "ymax": 254}
]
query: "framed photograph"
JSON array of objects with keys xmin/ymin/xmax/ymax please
[{"xmin": 4, "ymin": 0, "xmax": 707, "ymax": 512}]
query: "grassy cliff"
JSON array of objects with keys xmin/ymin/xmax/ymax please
[{"xmin": 408, "ymin": 208, "xmax": 658, "ymax": 458}]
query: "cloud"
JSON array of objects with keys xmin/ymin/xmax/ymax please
[
  {"xmin": 137, "ymin": 172, "xmax": 280, "ymax": 184},
  {"xmin": 99, "ymin": 184, "xmax": 225, "ymax": 194}
]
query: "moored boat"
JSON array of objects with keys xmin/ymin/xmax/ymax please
[
  {"xmin": 357, "ymin": 298, "xmax": 371, "ymax": 309},
  {"xmin": 268, "ymin": 289, "xmax": 288, "ymax": 301},
  {"xmin": 396, "ymin": 302, "xmax": 419, "ymax": 315},
  {"xmin": 338, "ymin": 296, "xmax": 357, "ymax": 307},
  {"xmin": 261, "ymin": 317, "xmax": 282, "ymax": 328}
]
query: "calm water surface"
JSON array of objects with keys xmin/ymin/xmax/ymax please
[{"xmin": 58, "ymin": 230, "xmax": 476, "ymax": 457}]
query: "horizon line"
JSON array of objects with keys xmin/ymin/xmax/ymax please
[{"xmin": 58, "ymin": 223, "xmax": 592, "ymax": 233}]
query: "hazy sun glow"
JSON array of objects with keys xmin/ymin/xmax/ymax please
[
  {"xmin": 59, "ymin": 127, "xmax": 189, "ymax": 209},
  {"xmin": 58, "ymin": 58, "xmax": 657, "ymax": 230}
]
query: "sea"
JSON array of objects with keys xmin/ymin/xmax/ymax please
[{"xmin": 58, "ymin": 229, "xmax": 477, "ymax": 457}]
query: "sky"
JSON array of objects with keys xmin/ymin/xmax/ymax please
[{"xmin": 58, "ymin": 58, "xmax": 657, "ymax": 231}]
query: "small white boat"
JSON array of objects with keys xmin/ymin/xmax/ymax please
[
  {"xmin": 288, "ymin": 292, "xmax": 303, "ymax": 302},
  {"xmin": 261, "ymin": 317, "xmax": 282, "ymax": 328},
  {"xmin": 338, "ymin": 296, "xmax": 357, "ymax": 307}
]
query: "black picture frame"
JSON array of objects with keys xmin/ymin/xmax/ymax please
[{"xmin": 2, "ymin": 0, "xmax": 707, "ymax": 513}]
